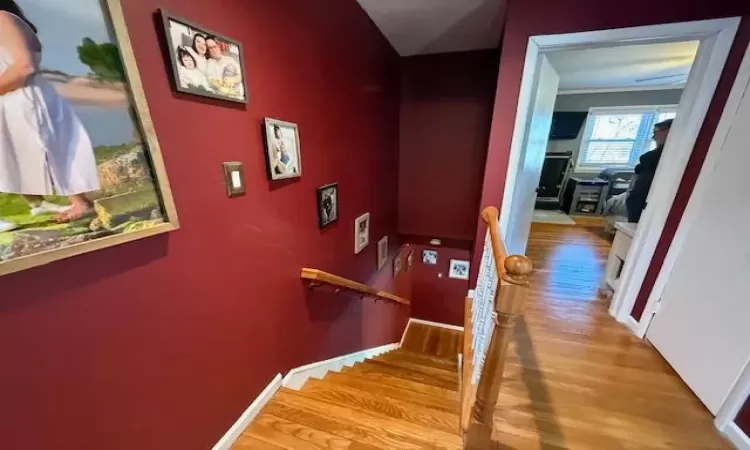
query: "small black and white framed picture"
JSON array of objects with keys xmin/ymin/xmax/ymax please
[
  {"xmin": 263, "ymin": 118, "xmax": 302, "ymax": 180},
  {"xmin": 354, "ymin": 213, "xmax": 370, "ymax": 254},
  {"xmin": 449, "ymin": 259, "xmax": 470, "ymax": 280},
  {"xmin": 377, "ymin": 236, "xmax": 389, "ymax": 270},
  {"xmin": 422, "ymin": 250, "xmax": 438, "ymax": 265},
  {"xmin": 316, "ymin": 183, "xmax": 338, "ymax": 229}
]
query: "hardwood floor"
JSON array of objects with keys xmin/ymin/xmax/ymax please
[
  {"xmin": 233, "ymin": 222, "xmax": 729, "ymax": 449},
  {"xmin": 493, "ymin": 223, "xmax": 730, "ymax": 449}
]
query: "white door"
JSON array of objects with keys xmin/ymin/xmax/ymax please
[
  {"xmin": 646, "ymin": 69, "xmax": 750, "ymax": 414},
  {"xmin": 504, "ymin": 56, "xmax": 560, "ymax": 255}
]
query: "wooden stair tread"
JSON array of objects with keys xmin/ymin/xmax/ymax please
[
  {"xmin": 243, "ymin": 413, "xmax": 381, "ymax": 450},
  {"xmin": 339, "ymin": 366, "xmax": 459, "ymax": 401},
  {"xmin": 264, "ymin": 388, "xmax": 462, "ymax": 450},
  {"xmin": 232, "ymin": 433, "xmax": 287, "ymax": 449},
  {"xmin": 323, "ymin": 371, "xmax": 459, "ymax": 413},
  {"xmin": 301, "ymin": 377, "xmax": 458, "ymax": 433},
  {"xmin": 351, "ymin": 360, "xmax": 458, "ymax": 391},
  {"xmin": 401, "ymin": 322, "xmax": 462, "ymax": 359},
  {"xmin": 372, "ymin": 354, "xmax": 459, "ymax": 379},
  {"xmin": 382, "ymin": 349, "xmax": 459, "ymax": 371}
]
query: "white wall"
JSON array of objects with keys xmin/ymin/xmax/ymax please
[{"xmin": 548, "ymin": 89, "xmax": 684, "ymax": 177}]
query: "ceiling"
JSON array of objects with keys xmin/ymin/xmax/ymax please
[
  {"xmin": 356, "ymin": 0, "xmax": 504, "ymax": 56},
  {"xmin": 547, "ymin": 41, "xmax": 700, "ymax": 93}
]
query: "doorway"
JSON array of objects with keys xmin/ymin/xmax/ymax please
[{"xmin": 498, "ymin": 17, "xmax": 740, "ymax": 335}]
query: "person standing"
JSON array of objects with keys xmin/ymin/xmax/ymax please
[
  {"xmin": 204, "ymin": 35, "xmax": 242, "ymax": 97},
  {"xmin": 0, "ymin": 1, "xmax": 100, "ymax": 232},
  {"xmin": 626, "ymin": 118, "xmax": 672, "ymax": 223}
]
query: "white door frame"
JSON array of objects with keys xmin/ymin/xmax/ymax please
[
  {"xmin": 716, "ymin": 359, "xmax": 750, "ymax": 449},
  {"xmin": 635, "ymin": 36, "xmax": 750, "ymax": 339},
  {"xmin": 649, "ymin": 39, "xmax": 750, "ymax": 447},
  {"xmin": 498, "ymin": 17, "xmax": 740, "ymax": 337}
]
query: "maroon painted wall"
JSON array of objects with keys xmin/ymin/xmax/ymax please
[
  {"xmin": 407, "ymin": 243, "xmax": 471, "ymax": 326},
  {"xmin": 471, "ymin": 0, "xmax": 750, "ymax": 283},
  {"xmin": 399, "ymin": 51, "xmax": 498, "ymax": 244},
  {"xmin": 0, "ymin": 1, "xmax": 406, "ymax": 449},
  {"xmin": 737, "ymin": 396, "xmax": 750, "ymax": 436}
]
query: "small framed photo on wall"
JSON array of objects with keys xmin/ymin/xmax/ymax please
[
  {"xmin": 160, "ymin": 10, "xmax": 248, "ymax": 103},
  {"xmin": 393, "ymin": 253, "xmax": 403, "ymax": 277},
  {"xmin": 263, "ymin": 118, "xmax": 302, "ymax": 180},
  {"xmin": 422, "ymin": 250, "xmax": 438, "ymax": 265},
  {"xmin": 377, "ymin": 236, "xmax": 389, "ymax": 270},
  {"xmin": 316, "ymin": 183, "xmax": 338, "ymax": 229},
  {"xmin": 354, "ymin": 213, "xmax": 370, "ymax": 254},
  {"xmin": 449, "ymin": 259, "xmax": 470, "ymax": 280}
]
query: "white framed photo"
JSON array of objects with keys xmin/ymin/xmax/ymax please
[
  {"xmin": 422, "ymin": 250, "xmax": 438, "ymax": 265},
  {"xmin": 377, "ymin": 236, "xmax": 388, "ymax": 270},
  {"xmin": 354, "ymin": 213, "xmax": 370, "ymax": 254},
  {"xmin": 263, "ymin": 118, "xmax": 301, "ymax": 180},
  {"xmin": 449, "ymin": 259, "xmax": 470, "ymax": 280}
]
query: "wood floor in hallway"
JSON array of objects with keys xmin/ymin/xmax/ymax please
[{"xmin": 492, "ymin": 223, "xmax": 731, "ymax": 449}]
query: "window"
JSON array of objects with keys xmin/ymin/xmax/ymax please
[{"xmin": 576, "ymin": 105, "xmax": 677, "ymax": 171}]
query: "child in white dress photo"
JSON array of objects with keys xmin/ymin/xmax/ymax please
[{"xmin": 0, "ymin": 1, "xmax": 100, "ymax": 233}]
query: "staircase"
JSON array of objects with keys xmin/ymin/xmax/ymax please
[
  {"xmin": 232, "ymin": 208, "xmax": 531, "ymax": 449},
  {"xmin": 232, "ymin": 323, "xmax": 465, "ymax": 449}
]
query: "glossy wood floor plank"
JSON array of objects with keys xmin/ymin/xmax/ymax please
[
  {"xmin": 323, "ymin": 371, "xmax": 459, "ymax": 413},
  {"xmin": 340, "ymin": 365, "xmax": 458, "ymax": 400},
  {"xmin": 349, "ymin": 359, "xmax": 459, "ymax": 391},
  {"xmin": 245, "ymin": 414, "xmax": 381, "ymax": 450},
  {"xmin": 492, "ymin": 223, "xmax": 731, "ymax": 449},
  {"xmin": 274, "ymin": 388, "xmax": 462, "ymax": 449},
  {"xmin": 302, "ymin": 378, "xmax": 459, "ymax": 433}
]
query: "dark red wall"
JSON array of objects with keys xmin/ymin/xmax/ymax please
[
  {"xmin": 737, "ymin": 396, "xmax": 750, "ymax": 436},
  {"xmin": 0, "ymin": 1, "xmax": 406, "ymax": 449},
  {"xmin": 399, "ymin": 51, "xmax": 498, "ymax": 244},
  {"xmin": 471, "ymin": 0, "xmax": 750, "ymax": 282},
  {"xmin": 407, "ymin": 243, "xmax": 470, "ymax": 326}
]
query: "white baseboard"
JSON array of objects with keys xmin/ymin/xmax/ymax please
[
  {"xmin": 624, "ymin": 315, "xmax": 641, "ymax": 337},
  {"xmin": 211, "ymin": 373, "xmax": 282, "ymax": 450},
  {"xmin": 282, "ymin": 342, "xmax": 399, "ymax": 390},
  {"xmin": 724, "ymin": 422, "xmax": 750, "ymax": 450}
]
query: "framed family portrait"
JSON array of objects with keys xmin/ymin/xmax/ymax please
[
  {"xmin": 263, "ymin": 118, "xmax": 302, "ymax": 181},
  {"xmin": 316, "ymin": 183, "xmax": 338, "ymax": 229},
  {"xmin": 0, "ymin": 0, "xmax": 178, "ymax": 277},
  {"xmin": 160, "ymin": 10, "xmax": 248, "ymax": 104},
  {"xmin": 354, "ymin": 213, "xmax": 369, "ymax": 254}
]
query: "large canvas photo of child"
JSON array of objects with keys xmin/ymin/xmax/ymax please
[
  {"xmin": 160, "ymin": 10, "xmax": 248, "ymax": 104},
  {"xmin": 0, "ymin": 0, "xmax": 178, "ymax": 275}
]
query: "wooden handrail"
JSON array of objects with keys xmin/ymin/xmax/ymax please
[
  {"xmin": 464, "ymin": 207, "xmax": 533, "ymax": 449},
  {"xmin": 301, "ymin": 268, "xmax": 410, "ymax": 306},
  {"xmin": 480, "ymin": 206, "xmax": 508, "ymax": 278}
]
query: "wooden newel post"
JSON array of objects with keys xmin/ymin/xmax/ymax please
[{"xmin": 465, "ymin": 254, "xmax": 533, "ymax": 449}]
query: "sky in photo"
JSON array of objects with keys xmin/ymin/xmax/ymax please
[{"xmin": 20, "ymin": 0, "xmax": 113, "ymax": 76}]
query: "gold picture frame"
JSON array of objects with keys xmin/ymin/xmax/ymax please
[{"xmin": 0, "ymin": 0, "xmax": 179, "ymax": 277}]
